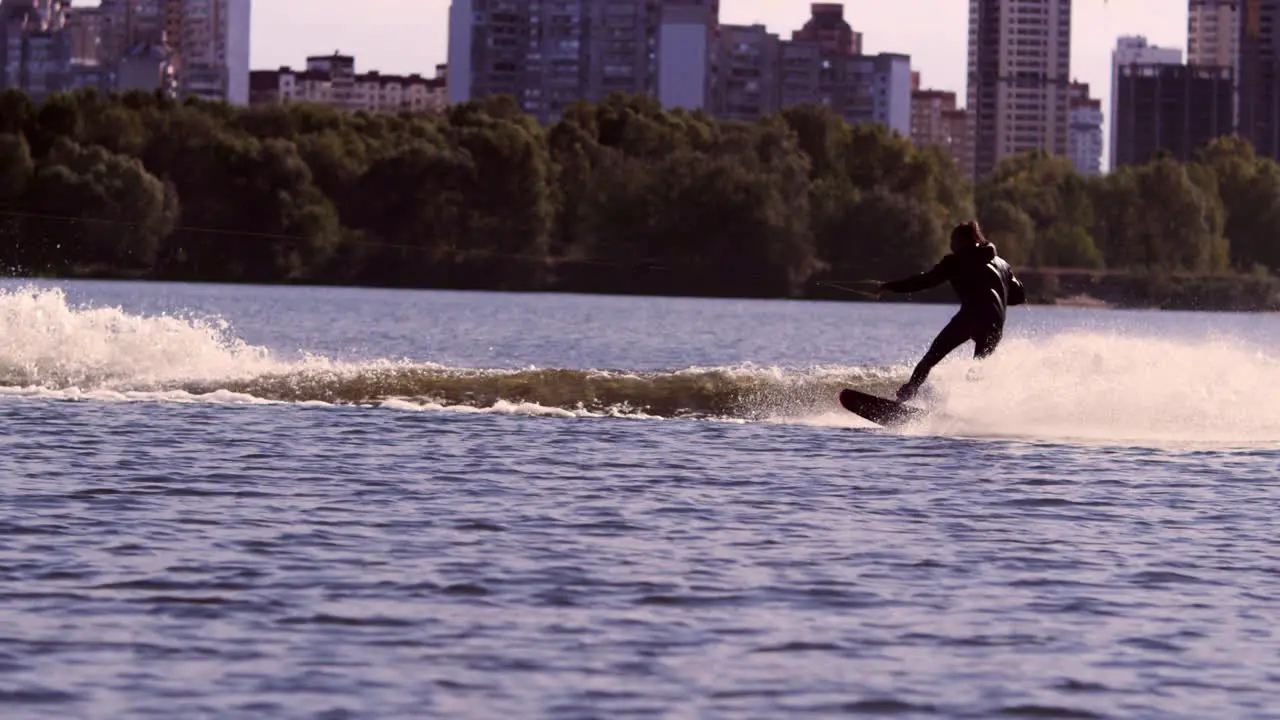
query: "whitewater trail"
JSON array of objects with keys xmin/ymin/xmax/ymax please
[
  {"xmin": 0, "ymin": 285, "xmax": 1275, "ymax": 448},
  {"xmin": 909, "ymin": 331, "xmax": 1280, "ymax": 446}
]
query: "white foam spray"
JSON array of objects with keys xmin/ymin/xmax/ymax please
[
  {"xmin": 910, "ymin": 330, "xmax": 1280, "ymax": 447},
  {"xmin": 0, "ymin": 285, "xmax": 286, "ymax": 388}
]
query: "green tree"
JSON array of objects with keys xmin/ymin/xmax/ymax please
[
  {"xmin": 349, "ymin": 142, "xmax": 473, "ymax": 285},
  {"xmin": 976, "ymin": 150, "xmax": 1098, "ymax": 268},
  {"xmin": 811, "ymin": 168, "xmax": 944, "ymax": 285},
  {"xmin": 1195, "ymin": 137, "xmax": 1280, "ymax": 271},
  {"xmin": 0, "ymin": 133, "xmax": 34, "ymax": 272},
  {"xmin": 23, "ymin": 138, "xmax": 175, "ymax": 272},
  {"xmin": 1095, "ymin": 159, "xmax": 1225, "ymax": 272},
  {"xmin": 0, "ymin": 88, "xmax": 1273, "ymax": 307}
]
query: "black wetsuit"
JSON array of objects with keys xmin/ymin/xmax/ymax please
[{"xmin": 882, "ymin": 243, "xmax": 1026, "ymax": 398}]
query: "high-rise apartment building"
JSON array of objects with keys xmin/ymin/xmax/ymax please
[
  {"xmin": 790, "ymin": 2, "xmax": 860, "ymax": 56},
  {"xmin": 911, "ymin": 72, "xmax": 955, "ymax": 145},
  {"xmin": 163, "ymin": 0, "xmax": 250, "ymax": 105},
  {"xmin": 717, "ymin": 23, "xmax": 781, "ymax": 122},
  {"xmin": 53, "ymin": 0, "xmax": 248, "ymax": 103},
  {"xmin": 658, "ymin": 0, "xmax": 716, "ymax": 111},
  {"xmin": 1067, "ymin": 81, "xmax": 1103, "ymax": 175},
  {"xmin": 966, "ymin": 0, "xmax": 1072, "ymax": 179},
  {"xmin": 1239, "ymin": 0, "xmax": 1280, "ymax": 160},
  {"xmin": 90, "ymin": 0, "xmax": 131, "ymax": 67},
  {"xmin": 911, "ymin": 72, "xmax": 974, "ymax": 177},
  {"xmin": 60, "ymin": 3, "xmax": 121, "ymax": 91},
  {"xmin": 1189, "ymin": 0, "xmax": 1238, "ymax": 130},
  {"xmin": 778, "ymin": 38, "xmax": 819, "ymax": 112},
  {"xmin": 0, "ymin": 0, "xmax": 72, "ymax": 100},
  {"xmin": 775, "ymin": 3, "xmax": 909, "ymax": 134},
  {"xmin": 1190, "ymin": 0, "xmax": 1239, "ymax": 67},
  {"xmin": 117, "ymin": 36, "xmax": 170, "ymax": 93},
  {"xmin": 127, "ymin": 0, "xmax": 164, "ymax": 44},
  {"xmin": 858, "ymin": 52, "xmax": 911, "ymax": 134},
  {"xmin": 1109, "ymin": 36, "xmax": 1182, "ymax": 169},
  {"xmin": 942, "ymin": 107, "xmax": 975, "ymax": 177},
  {"xmin": 449, "ymin": 0, "xmax": 695, "ymax": 123},
  {"xmin": 1113, "ymin": 62, "xmax": 1233, "ymax": 167},
  {"xmin": 65, "ymin": 5, "xmax": 103, "ymax": 65},
  {"xmin": 4, "ymin": 0, "xmax": 68, "ymax": 29},
  {"xmin": 79, "ymin": 0, "xmax": 168, "ymax": 93},
  {"xmin": 448, "ymin": 0, "xmax": 910, "ymax": 131},
  {"xmin": 446, "ymin": 0, "xmax": 517, "ymax": 109},
  {"xmin": 20, "ymin": 28, "xmax": 69, "ymax": 98},
  {"xmin": 778, "ymin": 42, "xmax": 910, "ymax": 135}
]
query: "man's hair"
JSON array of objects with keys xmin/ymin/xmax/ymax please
[{"xmin": 951, "ymin": 220, "xmax": 987, "ymax": 246}]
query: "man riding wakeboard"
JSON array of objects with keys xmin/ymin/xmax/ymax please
[{"xmin": 876, "ymin": 220, "xmax": 1026, "ymax": 402}]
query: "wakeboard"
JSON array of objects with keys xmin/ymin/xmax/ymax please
[{"xmin": 839, "ymin": 388, "xmax": 927, "ymax": 428}]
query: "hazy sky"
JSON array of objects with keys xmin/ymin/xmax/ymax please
[{"xmin": 72, "ymin": 0, "xmax": 1189, "ymax": 158}]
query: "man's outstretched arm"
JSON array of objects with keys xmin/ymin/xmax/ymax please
[{"xmin": 878, "ymin": 260, "xmax": 950, "ymax": 295}]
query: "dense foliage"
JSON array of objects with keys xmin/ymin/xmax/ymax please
[{"xmin": 1, "ymin": 89, "xmax": 1278, "ymax": 305}]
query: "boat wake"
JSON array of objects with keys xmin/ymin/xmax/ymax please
[
  {"xmin": 0, "ymin": 285, "xmax": 895, "ymax": 420},
  {"xmin": 0, "ymin": 285, "xmax": 1277, "ymax": 447}
]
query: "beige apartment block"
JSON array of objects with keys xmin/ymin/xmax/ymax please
[{"xmin": 967, "ymin": 0, "xmax": 1071, "ymax": 178}]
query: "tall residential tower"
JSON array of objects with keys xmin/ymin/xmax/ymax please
[
  {"xmin": 911, "ymin": 72, "xmax": 975, "ymax": 177},
  {"xmin": 70, "ymin": 0, "xmax": 249, "ymax": 103},
  {"xmin": 1067, "ymin": 81, "xmax": 1103, "ymax": 175},
  {"xmin": 1109, "ymin": 36, "xmax": 1181, "ymax": 169},
  {"xmin": 1189, "ymin": 0, "xmax": 1238, "ymax": 68},
  {"xmin": 165, "ymin": 0, "xmax": 251, "ymax": 105},
  {"xmin": 447, "ymin": 0, "xmax": 910, "ymax": 133},
  {"xmin": 1238, "ymin": 0, "xmax": 1280, "ymax": 159},
  {"xmin": 966, "ymin": 0, "xmax": 1072, "ymax": 179},
  {"xmin": 1189, "ymin": 0, "xmax": 1238, "ymax": 124},
  {"xmin": 448, "ymin": 0, "xmax": 713, "ymax": 123}
]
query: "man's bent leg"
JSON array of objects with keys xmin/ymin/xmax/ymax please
[
  {"xmin": 973, "ymin": 322, "xmax": 1003, "ymax": 359},
  {"xmin": 898, "ymin": 316, "xmax": 972, "ymax": 401}
]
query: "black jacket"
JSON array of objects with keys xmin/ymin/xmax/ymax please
[{"xmin": 883, "ymin": 243, "xmax": 1026, "ymax": 324}]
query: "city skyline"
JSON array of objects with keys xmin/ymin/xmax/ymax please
[
  {"xmin": 78, "ymin": 1, "xmax": 1187, "ymax": 101},
  {"xmin": 70, "ymin": 0, "xmax": 1190, "ymax": 166}
]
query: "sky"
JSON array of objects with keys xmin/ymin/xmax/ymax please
[{"xmin": 73, "ymin": 0, "xmax": 1189, "ymax": 162}]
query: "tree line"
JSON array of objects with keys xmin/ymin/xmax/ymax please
[{"xmin": 0, "ymin": 88, "xmax": 1277, "ymax": 306}]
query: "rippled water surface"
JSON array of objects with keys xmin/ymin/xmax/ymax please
[{"xmin": 1, "ymin": 280, "xmax": 1278, "ymax": 719}]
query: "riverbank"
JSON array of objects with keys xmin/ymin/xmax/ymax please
[
  {"xmin": 1022, "ymin": 268, "xmax": 1280, "ymax": 312},
  {"xmin": 3, "ymin": 91, "xmax": 1279, "ymax": 312},
  {"xmin": 800, "ymin": 267, "xmax": 1280, "ymax": 312},
  {"xmin": 32, "ymin": 263, "xmax": 1280, "ymax": 313}
]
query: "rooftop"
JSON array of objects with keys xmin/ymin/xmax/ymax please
[{"xmin": 253, "ymin": 67, "xmax": 449, "ymax": 88}]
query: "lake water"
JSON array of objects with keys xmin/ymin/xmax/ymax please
[{"xmin": 0, "ymin": 279, "xmax": 1277, "ymax": 719}]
